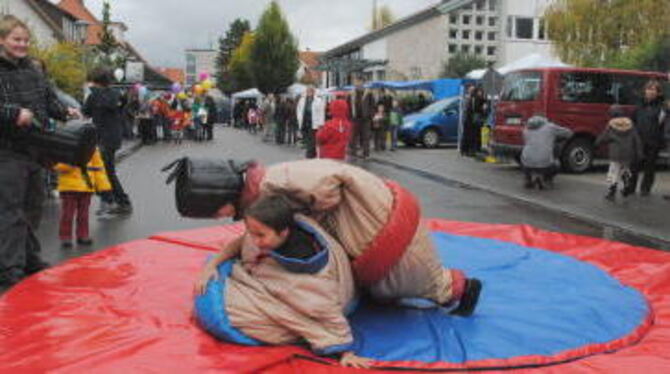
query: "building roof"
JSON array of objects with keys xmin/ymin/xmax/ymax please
[
  {"xmin": 323, "ymin": 4, "xmax": 441, "ymax": 58},
  {"xmin": 57, "ymin": 0, "xmax": 101, "ymax": 44},
  {"xmin": 155, "ymin": 67, "xmax": 185, "ymax": 84},
  {"xmin": 299, "ymin": 51, "xmax": 322, "ymax": 69}
]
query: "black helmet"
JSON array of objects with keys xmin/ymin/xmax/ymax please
[{"xmin": 162, "ymin": 157, "xmax": 251, "ymax": 218}]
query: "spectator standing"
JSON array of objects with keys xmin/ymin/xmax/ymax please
[
  {"xmin": 297, "ymin": 86, "xmax": 325, "ymax": 159},
  {"xmin": 348, "ymin": 80, "xmax": 375, "ymax": 159},
  {"xmin": 316, "ymin": 98, "xmax": 351, "ymax": 160},
  {"xmin": 372, "ymin": 104, "xmax": 388, "ymax": 151},
  {"xmin": 595, "ymin": 106, "xmax": 643, "ymax": 202},
  {"xmin": 285, "ymin": 97, "xmax": 298, "ymax": 145},
  {"xmin": 82, "ymin": 68, "xmax": 133, "ymax": 215},
  {"xmin": 521, "ymin": 115, "xmax": 573, "ymax": 190},
  {"xmin": 0, "ymin": 15, "xmax": 78, "ymax": 288},
  {"xmin": 261, "ymin": 94, "xmax": 276, "ymax": 143},
  {"xmin": 204, "ymin": 95, "xmax": 217, "ymax": 141},
  {"xmin": 388, "ymin": 99, "xmax": 403, "ymax": 151},
  {"xmin": 626, "ymin": 80, "xmax": 666, "ymax": 197},
  {"xmin": 462, "ymin": 86, "xmax": 488, "ymax": 156}
]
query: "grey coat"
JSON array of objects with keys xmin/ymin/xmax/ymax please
[
  {"xmin": 521, "ymin": 116, "xmax": 573, "ymax": 169},
  {"xmin": 595, "ymin": 118, "xmax": 643, "ymax": 166}
]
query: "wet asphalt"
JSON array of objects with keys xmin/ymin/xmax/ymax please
[{"xmin": 35, "ymin": 126, "xmax": 667, "ymax": 267}]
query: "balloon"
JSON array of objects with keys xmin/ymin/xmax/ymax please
[
  {"xmin": 138, "ymin": 86, "xmax": 148, "ymax": 100},
  {"xmin": 171, "ymin": 82, "xmax": 182, "ymax": 94},
  {"xmin": 198, "ymin": 72, "xmax": 210, "ymax": 81},
  {"xmin": 202, "ymin": 79, "xmax": 214, "ymax": 90},
  {"xmin": 113, "ymin": 68, "xmax": 125, "ymax": 82},
  {"xmin": 177, "ymin": 92, "xmax": 187, "ymax": 100},
  {"xmin": 193, "ymin": 84, "xmax": 204, "ymax": 96}
]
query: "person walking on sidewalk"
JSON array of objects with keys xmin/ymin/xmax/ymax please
[
  {"xmin": 521, "ymin": 115, "xmax": 573, "ymax": 189},
  {"xmin": 595, "ymin": 106, "xmax": 643, "ymax": 202},
  {"xmin": 82, "ymin": 68, "xmax": 133, "ymax": 216},
  {"xmin": 297, "ymin": 87, "xmax": 325, "ymax": 159},
  {"xmin": 55, "ymin": 148, "xmax": 111, "ymax": 248},
  {"xmin": 625, "ymin": 79, "xmax": 665, "ymax": 197},
  {"xmin": 0, "ymin": 15, "xmax": 80, "ymax": 289}
]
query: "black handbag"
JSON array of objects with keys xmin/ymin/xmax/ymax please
[
  {"xmin": 19, "ymin": 119, "xmax": 98, "ymax": 168},
  {"xmin": 162, "ymin": 157, "xmax": 249, "ymax": 218}
]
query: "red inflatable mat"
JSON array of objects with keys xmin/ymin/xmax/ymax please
[{"xmin": 0, "ymin": 220, "xmax": 669, "ymax": 373}]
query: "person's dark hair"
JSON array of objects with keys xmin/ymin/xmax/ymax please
[
  {"xmin": 88, "ymin": 68, "xmax": 113, "ymax": 86},
  {"xmin": 643, "ymin": 79, "xmax": 664, "ymax": 100},
  {"xmin": 245, "ymin": 195, "xmax": 295, "ymax": 233}
]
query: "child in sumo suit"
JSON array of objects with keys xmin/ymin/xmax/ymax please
[{"xmin": 195, "ymin": 195, "xmax": 372, "ymax": 369}]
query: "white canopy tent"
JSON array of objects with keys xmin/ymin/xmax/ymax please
[
  {"xmin": 467, "ymin": 54, "xmax": 571, "ymax": 79},
  {"xmin": 231, "ymin": 88, "xmax": 264, "ymax": 100}
]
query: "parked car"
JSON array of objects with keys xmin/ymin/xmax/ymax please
[
  {"xmin": 491, "ymin": 67, "xmax": 669, "ymax": 173},
  {"xmin": 399, "ymin": 96, "xmax": 460, "ymax": 148}
]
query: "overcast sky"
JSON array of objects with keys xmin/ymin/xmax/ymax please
[{"xmin": 78, "ymin": 0, "xmax": 439, "ymax": 68}]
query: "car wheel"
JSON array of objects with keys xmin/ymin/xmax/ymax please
[
  {"xmin": 422, "ymin": 128, "xmax": 440, "ymax": 148},
  {"xmin": 561, "ymin": 138, "xmax": 594, "ymax": 173}
]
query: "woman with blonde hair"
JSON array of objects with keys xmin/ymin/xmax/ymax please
[{"xmin": 0, "ymin": 15, "xmax": 79, "ymax": 289}]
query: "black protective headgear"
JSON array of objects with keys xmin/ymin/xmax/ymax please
[{"xmin": 162, "ymin": 157, "xmax": 251, "ymax": 218}]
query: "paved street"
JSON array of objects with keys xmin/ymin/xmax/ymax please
[{"xmin": 34, "ymin": 126, "xmax": 669, "ymax": 269}]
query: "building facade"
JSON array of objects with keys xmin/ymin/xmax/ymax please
[
  {"xmin": 184, "ymin": 49, "xmax": 216, "ymax": 86},
  {"xmin": 322, "ymin": 0, "xmax": 557, "ymax": 87},
  {"xmin": 0, "ymin": 0, "xmax": 87, "ymax": 46}
]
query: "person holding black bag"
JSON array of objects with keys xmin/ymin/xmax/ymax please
[
  {"xmin": 0, "ymin": 15, "xmax": 80, "ymax": 289},
  {"xmin": 83, "ymin": 68, "xmax": 133, "ymax": 216}
]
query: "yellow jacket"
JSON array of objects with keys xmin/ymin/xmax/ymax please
[{"xmin": 55, "ymin": 149, "xmax": 112, "ymax": 193}]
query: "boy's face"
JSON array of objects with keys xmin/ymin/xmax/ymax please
[
  {"xmin": 245, "ymin": 216, "xmax": 290, "ymax": 252},
  {"xmin": 1, "ymin": 27, "xmax": 30, "ymax": 60}
]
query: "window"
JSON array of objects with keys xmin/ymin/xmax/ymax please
[
  {"xmin": 476, "ymin": 1, "xmax": 485, "ymax": 11},
  {"xmin": 489, "ymin": 17, "xmax": 497, "ymax": 27},
  {"xmin": 462, "ymin": 30, "xmax": 470, "ymax": 39},
  {"xmin": 476, "ymin": 16, "xmax": 484, "ymax": 25},
  {"xmin": 450, "ymin": 29, "xmax": 458, "ymax": 39},
  {"xmin": 489, "ymin": 0, "xmax": 497, "ymax": 11},
  {"xmin": 559, "ymin": 73, "xmax": 615, "ymax": 104},
  {"xmin": 487, "ymin": 46, "xmax": 497, "ymax": 56},
  {"xmin": 475, "ymin": 46, "xmax": 483, "ymax": 55},
  {"xmin": 461, "ymin": 45, "xmax": 471, "ymax": 53},
  {"xmin": 538, "ymin": 18, "xmax": 546, "ymax": 40},
  {"xmin": 502, "ymin": 72, "xmax": 542, "ymax": 102},
  {"xmin": 450, "ymin": 14, "xmax": 458, "ymax": 24},
  {"xmin": 515, "ymin": 17, "xmax": 534, "ymax": 39},
  {"xmin": 612, "ymin": 75, "xmax": 649, "ymax": 105},
  {"xmin": 475, "ymin": 31, "xmax": 483, "ymax": 40},
  {"xmin": 488, "ymin": 31, "xmax": 496, "ymax": 41},
  {"xmin": 463, "ymin": 15, "xmax": 471, "ymax": 25},
  {"xmin": 448, "ymin": 44, "xmax": 458, "ymax": 53}
]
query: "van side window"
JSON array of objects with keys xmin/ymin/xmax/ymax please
[
  {"xmin": 612, "ymin": 75, "xmax": 650, "ymax": 106},
  {"xmin": 560, "ymin": 73, "xmax": 614, "ymax": 104},
  {"xmin": 501, "ymin": 72, "xmax": 542, "ymax": 101}
]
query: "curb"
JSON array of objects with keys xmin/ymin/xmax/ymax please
[{"xmin": 370, "ymin": 157, "xmax": 670, "ymax": 249}]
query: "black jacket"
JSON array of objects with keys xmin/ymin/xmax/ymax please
[
  {"xmin": 83, "ymin": 86, "xmax": 123, "ymax": 150},
  {"xmin": 0, "ymin": 50, "xmax": 66, "ymax": 154},
  {"xmin": 632, "ymin": 99, "xmax": 665, "ymax": 149}
]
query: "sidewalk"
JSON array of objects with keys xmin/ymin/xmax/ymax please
[
  {"xmin": 371, "ymin": 148, "xmax": 670, "ymax": 248},
  {"xmin": 116, "ymin": 138, "xmax": 143, "ymax": 162}
]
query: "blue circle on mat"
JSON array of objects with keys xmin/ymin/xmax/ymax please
[{"xmin": 349, "ymin": 233, "xmax": 649, "ymax": 363}]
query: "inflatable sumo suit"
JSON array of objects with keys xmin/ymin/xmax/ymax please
[
  {"xmin": 242, "ymin": 159, "xmax": 460, "ymax": 304},
  {"xmin": 195, "ymin": 215, "xmax": 357, "ymax": 355}
]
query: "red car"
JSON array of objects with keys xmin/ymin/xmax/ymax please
[{"xmin": 492, "ymin": 67, "xmax": 669, "ymax": 173}]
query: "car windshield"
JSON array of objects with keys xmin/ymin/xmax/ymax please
[
  {"xmin": 420, "ymin": 98, "xmax": 458, "ymax": 114},
  {"xmin": 501, "ymin": 71, "xmax": 542, "ymax": 102}
]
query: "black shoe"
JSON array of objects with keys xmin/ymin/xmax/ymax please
[
  {"xmin": 61, "ymin": 241, "xmax": 73, "ymax": 248},
  {"xmin": 640, "ymin": 190, "xmax": 650, "ymax": 197},
  {"xmin": 534, "ymin": 177, "xmax": 544, "ymax": 190},
  {"xmin": 664, "ymin": 195, "xmax": 670, "ymax": 201},
  {"xmin": 109, "ymin": 204, "xmax": 133, "ymax": 215},
  {"xmin": 77, "ymin": 238, "xmax": 94, "ymax": 246},
  {"xmin": 449, "ymin": 278, "xmax": 483, "ymax": 317},
  {"xmin": 25, "ymin": 260, "xmax": 50, "ymax": 276}
]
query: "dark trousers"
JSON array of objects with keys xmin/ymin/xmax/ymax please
[
  {"xmin": 302, "ymin": 127, "xmax": 317, "ymax": 159},
  {"xmin": 524, "ymin": 165, "xmax": 558, "ymax": 183},
  {"xmin": 373, "ymin": 127, "xmax": 387, "ymax": 151},
  {"xmin": 59, "ymin": 192, "xmax": 92, "ymax": 241},
  {"xmin": 286, "ymin": 123, "xmax": 298, "ymax": 145},
  {"xmin": 628, "ymin": 147, "xmax": 661, "ymax": 194},
  {"xmin": 350, "ymin": 118, "xmax": 371, "ymax": 157},
  {"xmin": 161, "ymin": 116, "xmax": 172, "ymax": 141},
  {"xmin": 100, "ymin": 146, "xmax": 131, "ymax": 206},
  {"xmin": 203, "ymin": 123, "xmax": 214, "ymax": 140},
  {"xmin": 276, "ymin": 122, "xmax": 286, "ymax": 144},
  {"xmin": 0, "ymin": 154, "xmax": 44, "ymax": 284}
]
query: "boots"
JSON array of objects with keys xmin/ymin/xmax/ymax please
[
  {"xmin": 605, "ymin": 184, "xmax": 617, "ymax": 202},
  {"xmin": 449, "ymin": 278, "xmax": 483, "ymax": 317}
]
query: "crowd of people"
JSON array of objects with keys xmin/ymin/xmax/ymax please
[{"xmin": 230, "ymin": 81, "xmax": 417, "ymax": 161}]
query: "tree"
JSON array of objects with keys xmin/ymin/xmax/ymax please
[
  {"xmin": 228, "ymin": 32, "xmax": 256, "ymax": 92},
  {"xmin": 440, "ymin": 52, "xmax": 487, "ymax": 78},
  {"xmin": 30, "ymin": 42, "xmax": 87, "ymax": 100},
  {"xmin": 96, "ymin": 1, "xmax": 119, "ymax": 66},
  {"xmin": 250, "ymin": 1, "xmax": 299, "ymax": 94},
  {"xmin": 215, "ymin": 19, "xmax": 251, "ymax": 94},
  {"xmin": 372, "ymin": 4, "xmax": 395, "ymax": 31},
  {"xmin": 545, "ymin": 0, "xmax": 670, "ymax": 70}
]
